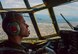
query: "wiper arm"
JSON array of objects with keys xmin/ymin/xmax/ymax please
[
  {"xmin": 60, "ymin": 13, "xmax": 74, "ymax": 30},
  {"xmin": 60, "ymin": 13, "xmax": 78, "ymax": 31}
]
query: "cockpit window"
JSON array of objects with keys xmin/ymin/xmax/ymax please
[
  {"xmin": 34, "ymin": 9, "xmax": 56, "ymax": 36},
  {"xmin": 0, "ymin": 15, "xmax": 8, "ymax": 40},
  {"xmin": 0, "ymin": 0, "xmax": 78, "ymax": 41},
  {"xmin": 28, "ymin": 0, "xmax": 43, "ymax": 7},
  {"xmin": 1, "ymin": 0, "xmax": 26, "ymax": 8},
  {"xmin": 54, "ymin": 2, "xmax": 78, "ymax": 30}
]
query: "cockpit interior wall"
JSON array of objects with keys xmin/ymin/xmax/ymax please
[{"xmin": 60, "ymin": 30, "xmax": 78, "ymax": 54}]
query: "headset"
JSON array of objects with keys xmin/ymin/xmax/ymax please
[
  {"xmin": 7, "ymin": 22, "xmax": 20, "ymax": 36},
  {"xmin": 5, "ymin": 12, "xmax": 21, "ymax": 36}
]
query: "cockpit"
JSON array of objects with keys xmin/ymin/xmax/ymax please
[{"xmin": 0, "ymin": 0, "xmax": 78, "ymax": 54}]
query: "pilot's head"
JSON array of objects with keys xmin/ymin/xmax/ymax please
[{"xmin": 2, "ymin": 11, "xmax": 30, "ymax": 37}]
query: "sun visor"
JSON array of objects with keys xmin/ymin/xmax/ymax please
[{"xmin": 43, "ymin": 0, "xmax": 72, "ymax": 7}]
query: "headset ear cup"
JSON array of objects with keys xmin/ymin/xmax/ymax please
[{"xmin": 7, "ymin": 22, "xmax": 20, "ymax": 36}]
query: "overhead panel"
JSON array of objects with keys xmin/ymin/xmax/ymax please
[{"xmin": 43, "ymin": 0, "xmax": 72, "ymax": 7}]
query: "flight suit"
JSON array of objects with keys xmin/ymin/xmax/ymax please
[{"xmin": 0, "ymin": 40, "xmax": 28, "ymax": 54}]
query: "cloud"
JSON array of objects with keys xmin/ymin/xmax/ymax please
[
  {"xmin": 28, "ymin": 0, "xmax": 43, "ymax": 6},
  {"xmin": 0, "ymin": 0, "xmax": 43, "ymax": 8},
  {"xmin": 3, "ymin": 0, "xmax": 14, "ymax": 3},
  {"xmin": 34, "ymin": 9, "xmax": 49, "ymax": 15},
  {"xmin": 1, "ymin": 0, "xmax": 26, "ymax": 8}
]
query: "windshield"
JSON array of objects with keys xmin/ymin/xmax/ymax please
[{"xmin": 1, "ymin": 0, "xmax": 77, "ymax": 40}]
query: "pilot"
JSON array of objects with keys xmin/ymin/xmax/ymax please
[
  {"xmin": 0, "ymin": 11, "xmax": 56, "ymax": 54},
  {"xmin": 0, "ymin": 11, "xmax": 30, "ymax": 54}
]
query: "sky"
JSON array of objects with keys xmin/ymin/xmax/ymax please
[
  {"xmin": 0, "ymin": 0, "xmax": 78, "ymax": 17},
  {"xmin": 0, "ymin": 0, "xmax": 43, "ymax": 8},
  {"xmin": 54, "ymin": 2, "xmax": 78, "ymax": 17}
]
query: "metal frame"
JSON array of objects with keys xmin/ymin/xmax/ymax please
[{"xmin": 48, "ymin": 7, "xmax": 59, "ymax": 34}]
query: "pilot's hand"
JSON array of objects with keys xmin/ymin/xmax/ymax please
[
  {"xmin": 35, "ymin": 48, "xmax": 47, "ymax": 54},
  {"xmin": 35, "ymin": 47, "xmax": 56, "ymax": 54}
]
